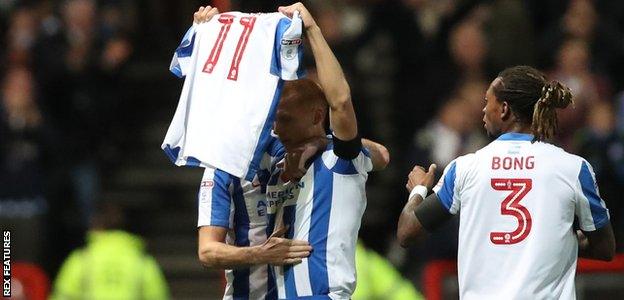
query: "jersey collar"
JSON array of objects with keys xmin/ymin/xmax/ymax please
[{"xmin": 496, "ymin": 132, "xmax": 534, "ymax": 141}]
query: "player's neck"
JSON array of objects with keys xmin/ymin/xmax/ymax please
[{"xmin": 504, "ymin": 122, "xmax": 532, "ymax": 135}]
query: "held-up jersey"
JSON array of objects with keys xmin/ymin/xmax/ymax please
[
  {"xmin": 267, "ymin": 140, "xmax": 373, "ymax": 299},
  {"xmin": 163, "ymin": 12, "xmax": 304, "ymax": 181},
  {"xmin": 197, "ymin": 139, "xmax": 284, "ymax": 300},
  {"xmin": 433, "ymin": 133, "xmax": 610, "ymax": 300}
]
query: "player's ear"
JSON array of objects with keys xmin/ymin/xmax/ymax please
[
  {"xmin": 312, "ymin": 108, "xmax": 324, "ymax": 125},
  {"xmin": 500, "ymin": 101, "xmax": 512, "ymax": 121}
]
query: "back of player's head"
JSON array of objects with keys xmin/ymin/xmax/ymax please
[
  {"xmin": 493, "ymin": 66, "xmax": 573, "ymax": 142},
  {"xmin": 280, "ymin": 79, "xmax": 328, "ymax": 115}
]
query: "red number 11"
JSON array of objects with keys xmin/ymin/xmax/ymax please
[{"xmin": 202, "ymin": 14, "xmax": 257, "ymax": 81}]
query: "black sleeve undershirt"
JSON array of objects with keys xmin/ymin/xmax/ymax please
[
  {"xmin": 332, "ymin": 134, "xmax": 361, "ymax": 160},
  {"xmin": 414, "ymin": 193, "xmax": 453, "ymax": 231}
]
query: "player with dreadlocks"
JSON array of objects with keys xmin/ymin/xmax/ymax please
[{"xmin": 398, "ymin": 65, "xmax": 615, "ymax": 299}]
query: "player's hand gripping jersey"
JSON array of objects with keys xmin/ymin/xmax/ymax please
[
  {"xmin": 433, "ymin": 133, "xmax": 610, "ymax": 299},
  {"xmin": 163, "ymin": 12, "xmax": 304, "ymax": 181}
]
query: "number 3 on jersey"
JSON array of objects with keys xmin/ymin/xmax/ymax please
[
  {"xmin": 203, "ymin": 14, "xmax": 256, "ymax": 81},
  {"xmin": 490, "ymin": 178, "xmax": 533, "ymax": 245}
]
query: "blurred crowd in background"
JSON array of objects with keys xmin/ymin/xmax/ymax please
[{"xmin": 1, "ymin": 0, "xmax": 624, "ymax": 297}]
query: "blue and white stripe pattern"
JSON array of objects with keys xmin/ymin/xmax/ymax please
[
  {"xmin": 267, "ymin": 142, "xmax": 373, "ymax": 299},
  {"xmin": 169, "ymin": 25, "xmax": 197, "ymax": 78},
  {"xmin": 270, "ymin": 11, "xmax": 305, "ymax": 80},
  {"xmin": 198, "ymin": 140, "xmax": 285, "ymax": 299},
  {"xmin": 576, "ymin": 160, "xmax": 610, "ymax": 231}
]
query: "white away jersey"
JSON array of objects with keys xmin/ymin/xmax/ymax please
[
  {"xmin": 163, "ymin": 12, "xmax": 304, "ymax": 181},
  {"xmin": 433, "ymin": 133, "xmax": 610, "ymax": 299},
  {"xmin": 197, "ymin": 138, "xmax": 284, "ymax": 300},
  {"xmin": 267, "ymin": 142, "xmax": 373, "ymax": 299}
]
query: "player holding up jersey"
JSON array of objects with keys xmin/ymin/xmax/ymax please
[
  {"xmin": 191, "ymin": 4, "xmax": 389, "ymax": 300},
  {"xmin": 398, "ymin": 66, "xmax": 615, "ymax": 299},
  {"xmin": 267, "ymin": 3, "xmax": 390, "ymax": 299},
  {"xmin": 189, "ymin": 6, "xmax": 312, "ymax": 300}
]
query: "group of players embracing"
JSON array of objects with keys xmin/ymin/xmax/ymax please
[{"xmin": 189, "ymin": 3, "xmax": 615, "ymax": 300}]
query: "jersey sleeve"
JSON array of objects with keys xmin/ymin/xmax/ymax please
[
  {"xmin": 574, "ymin": 160, "xmax": 610, "ymax": 231},
  {"xmin": 329, "ymin": 147, "xmax": 373, "ymax": 175},
  {"xmin": 197, "ymin": 167, "xmax": 234, "ymax": 228},
  {"xmin": 258, "ymin": 137, "xmax": 285, "ymax": 173},
  {"xmin": 169, "ymin": 25, "xmax": 197, "ymax": 78},
  {"xmin": 432, "ymin": 160, "xmax": 460, "ymax": 215},
  {"xmin": 270, "ymin": 12, "xmax": 305, "ymax": 80}
]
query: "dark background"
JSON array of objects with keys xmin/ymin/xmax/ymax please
[{"xmin": 1, "ymin": 0, "xmax": 623, "ymax": 298}]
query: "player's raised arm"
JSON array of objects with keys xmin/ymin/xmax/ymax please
[{"xmin": 279, "ymin": 3, "xmax": 357, "ymax": 141}]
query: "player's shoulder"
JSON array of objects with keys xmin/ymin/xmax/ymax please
[
  {"xmin": 536, "ymin": 141, "xmax": 586, "ymax": 170},
  {"xmin": 448, "ymin": 152, "xmax": 478, "ymax": 169},
  {"xmin": 322, "ymin": 140, "xmax": 370, "ymax": 175}
]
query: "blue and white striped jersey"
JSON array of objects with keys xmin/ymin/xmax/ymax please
[
  {"xmin": 163, "ymin": 12, "xmax": 305, "ymax": 181},
  {"xmin": 197, "ymin": 139, "xmax": 284, "ymax": 300},
  {"xmin": 266, "ymin": 141, "xmax": 373, "ymax": 299},
  {"xmin": 433, "ymin": 132, "xmax": 610, "ymax": 299}
]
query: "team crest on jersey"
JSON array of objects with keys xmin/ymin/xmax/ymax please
[{"xmin": 281, "ymin": 39, "xmax": 301, "ymax": 60}]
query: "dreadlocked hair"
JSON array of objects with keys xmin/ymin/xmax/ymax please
[{"xmin": 493, "ymin": 66, "xmax": 573, "ymax": 142}]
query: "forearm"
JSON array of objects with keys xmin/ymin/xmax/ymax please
[
  {"xmin": 198, "ymin": 241, "xmax": 261, "ymax": 269},
  {"xmin": 307, "ymin": 26, "xmax": 350, "ymax": 109},
  {"xmin": 362, "ymin": 138, "xmax": 390, "ymax": 171},
  {"xmin": 577, "ymin": 226, "xmax": 615, "ymax": 261},
  {"xmin": 578, "ymin": 239, "xmax": 609, "ymax": 261},
  {"xmin": 306, "ymin": 25, "xmax": 357, "ymax": 140},
  {"xmin": 397, "ymin": 195, "xmax": 425, "ymax": 247}
]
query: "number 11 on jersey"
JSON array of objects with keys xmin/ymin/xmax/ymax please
[
  {"xmin": 203, "ymin": 14, "xmax": 257, "ymax": 81},
  {"xmin": 490, "ymin": 178, "xmax": 533, "ymax": 245}
]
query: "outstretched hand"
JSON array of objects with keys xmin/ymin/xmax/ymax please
[
  {"xmin": 406, "ymin": 164, "xmax": 437, "ymax": 192},
  {"xmin": 278, "ymin": 2, "xmax": 317, "ymax": 30},
  {"xmin": 193, "ymin": 5, "xmax": 219, "ymax": 24},
  {"xmin": 259, "ymin": 225, "xmax": 312, "ymax": 265}
]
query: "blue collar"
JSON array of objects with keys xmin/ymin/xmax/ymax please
[{"xmin": 496, "ymin": 132, "xmax": 534, "ymax": 141}]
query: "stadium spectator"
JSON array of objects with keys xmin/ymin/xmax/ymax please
[
  {"xmin": 408, "ymin": 81, "xmax": 488, "ymax": 170},
  {"xmin": 51, "ymin": 201, "xmax": 169, "ymax": 299},
  {"xmin": 4, "ymin": 7, "xmax": 39, "ymax": 66},
  {"xmin": 539, "ymin": 0, "xmax": 624, "ymax": 90},
  {"xmin": 550, "ymin": 38, "xmax": 611, "ymax": 151},
  {"xmin": 33, "ymin": 0, "xmax": 132, "ymax": 231},
  {"xmin": 575, "ymin": 101, "xmax": 624, "ymax": 250},
  {"xmin": 0, "ymin": 66, "xmax": 50, "ymax": 265}
]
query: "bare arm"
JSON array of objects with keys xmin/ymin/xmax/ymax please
[
  {"xmin": 397, "ymin": 193, "xmax": 426, "ymax": 247},
  {"xmin": 198, "ymin": 226, "xmax": 312, "ymax": 269},
  {"xmin": 361, "ymin": 138, "xmax": 390, "ymax": 171},
  {"xmin": 577, "ymin": 224, "xmax": 616, "ymax": 261},
  {"xmin": 397, "ymin": 164, "xmax": 441, "ymax": 247},
  {"xmin": 279, "ymin": 3, "xmax": 357, "ymax": 141}
]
